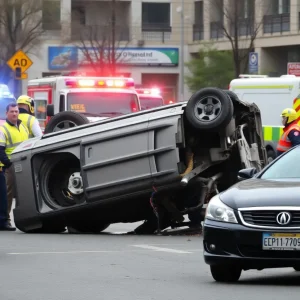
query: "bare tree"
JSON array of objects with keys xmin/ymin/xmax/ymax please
[
  {"xmin": 0, "ymin": 0, "xmax": 44, "ymax": 87},
  {"xmin": 209, "ymin": 0, "xmax": 268, "ymax": 77},
  {"xmin": 69, "ymin": 0, "xmax": 131, "ymax": 76}
]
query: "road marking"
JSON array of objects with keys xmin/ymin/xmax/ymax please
[
  {"xmin": 131, "ymin": 244, "xmax": 193, "ymax": 254},
  {"xmin": 7, "ymin": 250, "xmax": 118, "ymax": 255}
]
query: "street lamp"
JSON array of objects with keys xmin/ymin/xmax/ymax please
[{"xmin": 176, "ymin": 0, "xmax": 184, "ymax": 102}]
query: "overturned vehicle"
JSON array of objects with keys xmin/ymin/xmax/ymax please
[{"xmin": 12, "ymin": 88, "xmax": 268, "ymax": 234}]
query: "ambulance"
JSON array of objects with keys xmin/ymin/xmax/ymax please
[
  {"xmin": 135, "ymin": 88, "xmax": 164, "ymax": 110},
  {"xmin": 0, "ymin": 84, "xmax": 16, "ymax": 126},
  {"xmin": 229, "ymin": 75, "xmax": 300, "ymax": 162},
  {"xmin": 27, "ymin": 76, "xmax": 141, "ymax": 132}
]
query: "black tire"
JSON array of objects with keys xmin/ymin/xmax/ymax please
[
  {"xmin": 44, "ymin": 111, "xmax": 89, "ymax": 134},
  {"xmin": 223, "ymin": 90, "xmax": 240, "ymax": 103},
  {"xmin": 185, "ymin": 88, "xmax": 234, "ymax": 131},
  {"xmin": 210, "ymin": 265, "xmax": 242, "ymax": 282},
  {"xmin": 67, "ymin": 222, "xmax": 110, "ymax": 234},
  {"xmin": 267, "ymin": 149, "xmax": 276, "ymax": 164},
  {"xmin": 293, "ymin": 266, "xmax": 300, "ymax": 271}
]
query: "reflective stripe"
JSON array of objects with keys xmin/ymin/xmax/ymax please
[
  {"xmin": 263, "ymin": 126, "xmax": 283, "ymax": 141},
  {"xmin": 27, "ymin": 115, "xmax": 33, "ymax": 130},
  {"xmin": 1, "ymin": 125, "xmax": 13, "ymax": 146},
  {"xmin": 0, "ymin": 142, "xmax": 5, "ymax": 147}
]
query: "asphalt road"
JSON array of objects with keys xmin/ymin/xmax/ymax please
[{"xmin": 1, "ymin": 219, "xmax": 300, "ymax": 300}]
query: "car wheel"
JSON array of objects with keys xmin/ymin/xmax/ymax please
[
  {"xmin": 44, "ymin": 111, "xmax": 89, "ymax": 134},
  {"xmin": 210, "ymin": 265, "xmax": 242, "ymax": 282},
  {"xmin": 185, "ymin": 88, "xmax": 234, "ymax": 131},
  {"xmin": 267, "ymin": 149, "xmax": 276, "ymax": 164},
  {"xmin": 39, "ymin": 154, "xmax": 85, "ymax": 209},
  {"xmin": 223, "ymin": 90, "xmax": 240, "ymax": 103},
  {"xmin": 67, "ymin": 222, "xmax": 110, "ymax": 234}
]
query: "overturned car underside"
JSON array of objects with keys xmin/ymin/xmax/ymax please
[{"xmin": 12, "ymin": 88, "xmax": 267, "ymax": 234}]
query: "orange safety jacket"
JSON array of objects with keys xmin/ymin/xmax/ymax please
[{"xmin": 277, "ymin": 122, "xmax": 300, "ymax": 153}]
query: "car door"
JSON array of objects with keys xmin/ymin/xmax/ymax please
[
  {"xmin": 147, "ymin": 105, "xmax": 183, "ymax": 187},
  {"xmin": 80, "ymin": 113, "xmax": 152, "ymax": 202}
]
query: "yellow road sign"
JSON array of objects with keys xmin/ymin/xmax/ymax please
[{"xmin": 7, "ymin": 50, "xmax": 33, "ymax": 73}]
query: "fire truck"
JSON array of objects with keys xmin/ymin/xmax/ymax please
[{"xmin": 27, "ymin": 76, "xmax": 141, "ymax": 133}]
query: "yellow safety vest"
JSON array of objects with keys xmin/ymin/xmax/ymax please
[
  {"xmin": 0, "ymin": 121, "xmax": 29, "ymax": 167},
  {"xmin": 18, "ymin": 113, "xmax": 35, "ymax": 138}
]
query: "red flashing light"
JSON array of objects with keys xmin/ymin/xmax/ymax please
[
  {"xmin": 136, "ymin": 88, "xmax": 161, "ymax": 96},
  {"xmin": 65, "ymin": 77, "xmax": 135, "ymax": 88},
  {"xmin": 168, "ymin": 100, "xmax": 174, "ymax": 104}
]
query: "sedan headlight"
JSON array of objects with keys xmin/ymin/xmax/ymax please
[{"xmin": 205, "ymin": 195, "xmax": 238, "ymax": 223}]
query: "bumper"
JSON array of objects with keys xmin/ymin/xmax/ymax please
[{"xmin": 203, "ymin": 219, "xmax": 300, "ymax": 269}]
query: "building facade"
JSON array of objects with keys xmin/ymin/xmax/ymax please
[
  {"xmin": 24, "ymin": 0, "xmax": 196, "ymax": 102},
  {"xmin": 23, "ymin": 0, "xmax": 299, "ymax": 100},
  {"xmin": 189, "ymin": 0, "xmax": 300, "ymax": 76}
]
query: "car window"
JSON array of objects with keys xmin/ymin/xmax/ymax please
[
  {"xmin": 35, "ymin": 100, "xmax": 47, "ymax": 120},
  {"xmin": 67, "ymin": 92, "xmax": 139, "ymax": 117},
  {"xmin": 140, "ymin": 97, "xmax": 164, "ymax": 110},
  {"xmin": 0, "ymin": 97, "xmax": 16, "ymax": 119},
  {"xmin": 260, "ymin": 147, "xmax": 300, "ymax": 179}
]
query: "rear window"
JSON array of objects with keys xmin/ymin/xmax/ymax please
[
  {"xmin": 67, "ymin": 92, "xmax": 139, "ymax": 117},
  {"xmin": 139, "ymin": 96, "xmax": 164, "ymax": 110},
  {"xmin": 0, "ymin": 97, "xmax": 16, "ymax": 120}
]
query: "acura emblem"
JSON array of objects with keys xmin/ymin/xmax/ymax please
[{"xmin": 276, "ymin": 212, "xmax": 291, "ymax": 225}]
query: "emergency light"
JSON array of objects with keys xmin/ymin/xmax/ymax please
[
  {"xmin": 65, "ymin": 77, "xmax": 135, "ymax": 88},
  {"xmin": 136, "ymin": 88, "xmax": 161, "ymax": 96}
]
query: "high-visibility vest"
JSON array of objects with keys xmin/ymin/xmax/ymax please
[
  {"xmin": 0, "ymin": 121, "xmax": 29, "ymax": 166},
  {"xmin": 276, "ymin": 123, "xmax": 300, "ymax": 153},
  {"xmin": 18, "ymin": 113, "xmax": 36, "ymax": 138}
]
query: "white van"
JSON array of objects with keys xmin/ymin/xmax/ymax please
[{"xmin": 229, "ymin": 75, "xmax": 300, "ymax": 161}]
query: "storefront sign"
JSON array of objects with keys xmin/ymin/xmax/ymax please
[
  {"xmin": 287, "ymin": 62, "xmax": 300, "ymax": 76},
  {"xmin": 48, "ymin": 46, "xmax": 178, "ymax": 70}
]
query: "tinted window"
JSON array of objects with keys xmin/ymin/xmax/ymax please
[
  {"xmin": 260, "ymin": 147, "xmax": 300, "ymax": 179},
  {"xmin": 139, "ymin": 97, "xmax": 164, "ymax": 110},
  {"xmin": 0, "ymin": 98, "xmax": 16, "ymax": 120},
  {"xmin": 67, "ymin": 92, "xmax": 139, "ymax": 117}
]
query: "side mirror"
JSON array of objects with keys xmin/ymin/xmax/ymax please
[
  {"xmin": 46, "ymin": 104, "xmax": 54, "ymax": 117},
  {"xmin": 237, "ymin": 167, "xmax": 258, "ymax": 181}
]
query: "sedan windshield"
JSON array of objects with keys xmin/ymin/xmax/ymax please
[
  {"xmin": 260, "ymin": 147, "xmax": 300, "ymax": 179},
  {"xmin": 67, "ymin": 92, "xmax": 139, "ymax": 117},
  {"xmin": 139, "ymin": 97, "xmax": 164, "ymax": 110},
  {"xmin": 0, "ymin": 97, "xmax": 16, "ymax": 120}
]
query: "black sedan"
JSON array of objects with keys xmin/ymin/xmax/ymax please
[{"xmin": 203, "ymin": 145, "xmax": 300, "ymax": 282}]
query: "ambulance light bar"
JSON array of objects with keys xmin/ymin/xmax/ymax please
[
  {"xmin": 136, "ymin": 88, "xmax": 161, "ymax": 96},
  {"xmin": 65, "ymin": 78, "xmax": 135, "ymax": 88}
]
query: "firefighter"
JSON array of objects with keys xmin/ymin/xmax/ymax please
[
  {"xmin": 277, "ymin": 108, "xmax": 300, "ymax": 156},
  {"xmin": 0, "ymin": 103, "xmax": 29, "ymax": 230},
  {"xmin": 16, "ymin": 95, "xmax": 43, "ymax": 138}
]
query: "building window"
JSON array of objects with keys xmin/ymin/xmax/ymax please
[
  {"xmin": 42, "ymin": 0, "xmax": 61, "ymax": 30},
  {"xmin": 142, "ymin": 3, "xmax": 171, "ymax": 32},
  {"xmin": 193, "ymin": 1, "xmax": 204, "ymax": 40},
  {"xmin": 72, "ymin": 6, "xmax": 86, "ymax": 25}
]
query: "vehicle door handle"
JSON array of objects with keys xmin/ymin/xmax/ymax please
[{"xmin": 87, "ymin": 147, "xmax": 93, "ymax": 158}]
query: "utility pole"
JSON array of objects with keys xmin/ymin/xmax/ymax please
[{"xmin": 179, "ymin": 0, "xmax": 184, "ymax": 102}]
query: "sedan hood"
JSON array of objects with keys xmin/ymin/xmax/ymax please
[{"xmin": 220, "ymin": 178, "xmax": 300, "ymax": 209}]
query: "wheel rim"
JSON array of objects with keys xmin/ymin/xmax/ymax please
[
  {"xmin": 194, "ymin": 96, "xmax": 222, "ymax": 122},
  {"xmin": 53, "ymin": 120, "xmax": 77, "ymax": 131}
]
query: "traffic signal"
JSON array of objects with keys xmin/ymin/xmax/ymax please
[{"xmin": 15, "ymin": 67, "xmax": 22, "ymax": 79}]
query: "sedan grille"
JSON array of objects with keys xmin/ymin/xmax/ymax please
[{"xmin": 239, "ymin": 210, "xmax": 300, "ymax": 228}]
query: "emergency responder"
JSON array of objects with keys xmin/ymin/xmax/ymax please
[
  {"xmin": 17, "ymin": 95, "xmax": 43, "ymax": 138},
  {"xmin": 0, "ymin": 103, "xmax": 29, "ymax": 229},
  {"xmin": 277, "ymin": 108, "xmax": 300, "ymax": 156}
]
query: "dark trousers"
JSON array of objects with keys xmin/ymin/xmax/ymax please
[{"xmin": 0, "ymin": 169, "xmax": 8, "ymax": 227}]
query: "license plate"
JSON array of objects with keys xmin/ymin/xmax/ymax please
[{"xmin": 263, "ymin": 233, "xmax": 300, "ymax": 250}]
